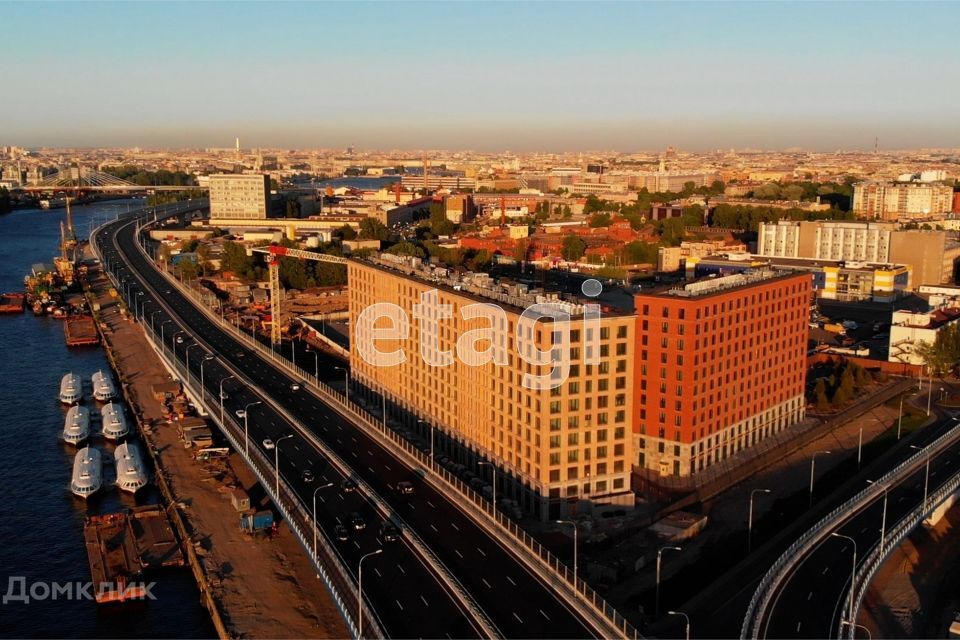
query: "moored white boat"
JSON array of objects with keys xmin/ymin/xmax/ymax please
[
  {"xmin": 91, "ymin": 370, "xmax": 117, "ymax": 402},
  {"xmin": 59, "ymin": 372, "xmax": 83, "ymax": 404},
  {"xmin": 62, "ymin": 405, "xmax": 90, "ymax": 445},
  {"xmin": 114, "ymin": 442, "xmax": 148, "ymax": 493},
  {"xmin": 100, "ymin": 402, "xmax": 129, "ymax": 440},
  {"xmin": 71, "ymin": 446, "xmax": 102, "ymax": 498}
]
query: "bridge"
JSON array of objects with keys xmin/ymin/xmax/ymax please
[{"xmin": 18, "ymin": 166, "xmax": 207, "ymax": 193}]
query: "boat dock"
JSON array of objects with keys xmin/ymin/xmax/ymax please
[
  {"xmin": 83, "ymin": 505, "xmax": 184, "ymax": 604},
  {"xmin": 0, "ymin": 293, "xmax": 24, "ymax": 314},
  {"xmin": 65, "ymin": 315, "xmax": 99, "ymax": 347}
]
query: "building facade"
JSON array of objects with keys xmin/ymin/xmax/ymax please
[
  {"xmin": 208, "ymin": 173, "xmax": 271, "ymax": 220},
  {"xmin": 852, "ymin": 182, "xmax": 954, "ymax": 220},
  {"xmin": 348, "ymin": 257, "xmax": 635, "ymax": 519},
  {"xmin": 757, "ymin": 220, "xmax": 958, "ymax": 288},
  {"xmin": 632, "ymin": 271, "xmax": 809, "ymax": 477}
]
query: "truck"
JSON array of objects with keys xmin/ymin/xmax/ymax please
[
  {"xmin": 823, "ymin": 323, "xmax": 847, "ymax": 335},
  {"xmin": 240, "ymin": 510, "xmax": 274, "ymax": 532}
]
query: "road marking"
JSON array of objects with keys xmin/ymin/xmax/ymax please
[
  {"xmin": 374, "ymin": 568, "xmax": 381, "ymax": 578},
  {"xmin": 420, "ymin": 595, "xmax": 429, "ymax": 607},
  {"xmin": 409, "ymin": 503, "xmax": 416, "ymax": 511},
  {"xmin": 796, "ymin": 622, "xmax": 802, "ymax": 633},
  {"xmin": 427, "ymin": 500, "xmax": 436, "ymax": 509},
  {"xmin": 860, "ymin": 527, "xmax": 868, "ymax": 534},
  {"xmin": 384, "ymin": 464, "xmax": 391, "ymax": 471},
  {"xmin": 397, "ymin": 564, "xmax": 405, "ymax": 574},
  {"xmin": 352, "ymin": 452, "xmax": 358, "ymax": 458},
  {"xmin": 821, "ymin": 566, "xmax": 829, "ymax": 575},
  {"xmin": 354, "ymin": 541, "xmax": 360, "ymax": 550},
  {"xmin": 396, "ymin": 600, "xmax": 404, "ymax": 611},
  {"xmin": 430, "ymin": 524, "xmax": 438, "ymax": 533},
  {"xmin": 455, "ymin": 549, "xmax": 464, "ymax": 559},
  {"xmin": 368, "ymin": 467, "xmax": 375, "ymax": 474},
  {"xmin": 482, "ymin": 578, "xmax": 492, "ymax": 589},
  {"xmin": 807, "ymin": 591, "xmax": 813, "ymax": 601},
  {"xmin": 539, "ymin": 609, "xmax": 550, "ymax": 621},
  {"xmin": 477, "ymin": 547, "xmax": 486, "ymax": 557},
  {"xmin": 898, "ymin": 496, "xmax": 906, "ymax": 502},
  {"xmin": 513, "ymin": 612, "xmax": 523, "ymax": 625},
  {"xmin": 506, "ymin": 576, "xmax": 516, "ymax": 586},
  {"xmin": 450, "ymin": 522, "xmax": 459, "ymax": 531},
  {"xmin": 294, "ymin": 444, "xmax": 301, "ymax": 452}
]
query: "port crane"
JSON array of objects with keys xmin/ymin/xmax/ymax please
[{"xmin": 250, "ymin": 245, "xmax": 347, "ymax": 344}]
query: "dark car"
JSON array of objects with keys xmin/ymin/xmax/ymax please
[
  {"xmin": 341, "ymin": 478, "xmax": 357, "ymax": 493},
  {"xmin": 334, "ymin": 524, "xmax": 349, "ymax": 542},
  {"xmin": 302, "ymin": 469, "xmax": 315, "ymax": 483},
  {"xmin": 380, "ymin": 522, "xmax": 399, "ymax": 543},
  {"xmin": 397, "ymin": 481, "xmax": 415, "ymax": 495},
  {"xmin": 349, "ymin": 512, "xmax": 365, "ymax": 531}
]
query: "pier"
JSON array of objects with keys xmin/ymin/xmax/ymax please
[{"xmin": 83, "ymin": 505, "xmax": 184, "ymax": 604}]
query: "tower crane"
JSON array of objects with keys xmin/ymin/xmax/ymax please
[{"xmin": 250, "ymin": 245, "xmax": 348, "ymax": 344}]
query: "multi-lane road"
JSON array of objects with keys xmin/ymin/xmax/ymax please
[
  {"xmin": 756, "ymin": 428, "xmax": 960, "ymax": 638},
  {"xmin": 95, "ymin": 206, "xmax": 610, "ymax": 639}
]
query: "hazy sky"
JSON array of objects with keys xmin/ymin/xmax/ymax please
[{"xmin": 2, "ymin": 1, "xmax": 958, "ymax": 151}]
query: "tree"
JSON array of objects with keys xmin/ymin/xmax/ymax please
[
  {"xmin": 429, "ymin": 202, "xmax": 456, "ymax": 236},
  {"xmin": 512, "ymin": 238, "xmax": 531, "ymax": 263},
  {"xmin": 385, "ymin": 241, "xmax": 425, "ymax": 258},
  {"xmin": 657, "ymin": 218, "xmax": 685, "ymax": 246},
  {"xmin": 561, "ymin": 235, "xmax": 587, "ymax": 261},
  {"xmin": 814, "ymin": 379, "xmax": 830, "ymax": 412},
  {"xmin": 588, "ymin": 212, "xmax": 613, "ymax": 228},
  {"xmin": 178, "ymin": 257, "xmax": 199, "ymax": 281},
  {"xmin": 622, "ymin": 241, "xmax": 658, "ymax": 265},
  {"xmin": 337, "ymin": 224, "xmax": 357, "ymax": 240},
  {"xmin": 359, "ymin": 217, "xmax": 389, "ymax": 241},
  {"xmin": 681, "ymin": 204, "xmax": 704, "ymax": 226}
]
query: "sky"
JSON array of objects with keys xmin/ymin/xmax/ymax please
[{"xmin": 1, "ymin": 1, "xmax": 959, "ymax": 152}]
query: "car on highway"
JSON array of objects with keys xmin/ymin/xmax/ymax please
[
  {"xmin": 262, "ymin": 438, "xmax": 274, "ymax": 450},
  {"xmin": 289, "ymin": 382, "xmax": 301, "ymax": 391},
  {"xmin": 302, "ymin": 469, "xmax": 315, "ymax": 483},
  {"xmin": 349, "ymin": 512, "xmax": 365, "ymax": 531},
  {"xmin": 341, "ymin": 478, "xmax": 357, "ymax": 493},
  {"xmin": 334, "ymin": 524, "xmax": 349, "ymax": 541},
  {"xmin": 380, "ymin": 522, "xmax": 399, "ymax": 543},
  {"xmin": 235, "ymin": 409, "xmax": 247, "ymax": 419},
  {"xmin": 397, "ymin": 481, "xmax": 415, "ymax": 494}
]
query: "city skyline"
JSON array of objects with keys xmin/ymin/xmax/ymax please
[{"xmin": 3, "ymin": 1, "xmax": 959, "ymax": 151}]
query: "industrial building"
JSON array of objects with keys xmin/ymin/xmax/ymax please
[{"xmin": 632, "ymin": 271, "xmax": 810, "ymax": 478}]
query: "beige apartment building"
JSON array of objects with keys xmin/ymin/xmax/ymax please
[
  {"xmin": 757, "ymin": 220, "xmax": 960, "ymax": 287},
  {"xmin": 208, "ymin": 173, "xmax": 271, "ymax": 220},
  {"xmin": 347, "ymin": 257, "xmax": 635, "ymax": 520},
  {"xmin": 853, "ymin": 182, "xmax": 954, "ymax": 220}
]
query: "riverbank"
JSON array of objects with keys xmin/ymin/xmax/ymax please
[{"xmin": 84, "ymin": 247, "xmax": 348, "ymax": 638}]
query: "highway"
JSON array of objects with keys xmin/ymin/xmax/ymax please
[
  {"xmin": 95, "ymin": 207, "xmax": 607, "ymax": 639},
  {"xmin": 757, "ymin": 430, "xmax": 960, "ymax": 638}
]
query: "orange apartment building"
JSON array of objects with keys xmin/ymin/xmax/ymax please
[
  {"xmin": 348, "ymin": 257, "xmax": 636, "ymax": 519},
  {"xmin": 633, "ymin": 270, "xmax": 810, "ymax": 478}
]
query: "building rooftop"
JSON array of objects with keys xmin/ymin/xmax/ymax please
[{"xmin": 652, "ymin": 269, "xmax": 794, "ymax": 298}]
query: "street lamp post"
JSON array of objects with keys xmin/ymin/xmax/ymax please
[
  {"xmin": 478, "ymin": 461, "xmax": 496, "ymax": 508},
  {"xmin": 267, "ymin": 434, "xmax": 295, "ymax": 499},
  {"xmin": 418, "ymin": 419, "xmax": 435, "ymax": 461},
  {"xmin": 241, "ymin": 400, "xmax": 262, "ymax": 456},
  {"xmin": 556, "ymin": 520, "xmax": 579, "ymax": 591},
  {"xmin": 150, "ymin": 310, "xmax": 161, "ymax": 334},
  {"xmin": 910, "ymin": 444, "xmax": 931, "ymax": 512},
  {"xmin": 831, "ymin": 532, "xmax": 857, "ymax": 628},
  {"xmin": 357, "ymin": 549, "xmax": 383, "ymax": 639},
  {"xmin": 667, "ymin": 610, "xmax": 690, "ymax": 640},
  {"xmin": 199, "ymin": 355, "xmax": 215, "ymax": 403},
  {"xmin": 857, "ymin": 426, "xmax": 863, "ymax": 470},
  {"xmin": 809, "ymin": 450, "xmax": 832, "ymax": 507},
  {"xmin": 866, "ymin": 479, "xmax": 888, "ymax": 552},
  {"xmin": 335, "ymin": 366, "xmax": 349, "ymax": 403},
  {"xmin": 311, "ymin": 481, "xmax": 334, "ymax": 566},
  {"xmin": 656, "ymin": 545, "xmax": 682, "ymax": 618},
  {"xmin": 897, "ymin": 394, "xmax": 904, "ymax": 440},
  {"xmin": 160, "ymin": 320, "xmax": 173, "ymax": 354},
  {"xmin": 748, "ymin": 489, "xmax": 771, "ymax": 553},
  {"xmin": 305, "ymin": 349, "xmax": 319, "ymax": 381},
  {"xmin": 219, "ymin": 375, "xmax": 236, "ymax": 425}
]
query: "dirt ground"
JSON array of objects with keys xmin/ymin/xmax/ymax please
[{"xmin": 87, "ymin": 254, "xmax": 349, "ymax": 639}]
